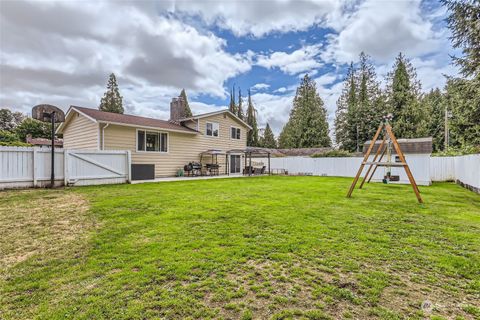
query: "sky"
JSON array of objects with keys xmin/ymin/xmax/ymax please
[{"xmin": 0, "ymin": 0, "xmax": 459, "ymax": 136}]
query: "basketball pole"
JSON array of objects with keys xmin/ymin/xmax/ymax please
[{"xmin": 51, "ymin": 111, "xmax": 55, "ymax": 188}]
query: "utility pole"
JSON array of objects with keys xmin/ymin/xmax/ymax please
[{"xmin": 444, "ymin": 105, "xmax": 450, "ymax": 151}]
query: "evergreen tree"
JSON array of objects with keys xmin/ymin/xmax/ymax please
[
  {"xmin": 444, "ymin": 76, "xmax": 480, "ymax": 148},
  {"xmin": 99, "ymin": 73, "xmax": 124, "ymax": 114},
  {"xmin": 179, "ymin": 89, "xmax": 193, "ymax": 117},
  {"xmin": 229, "ymin": 85, "xmax": 237, "ymax": 114},
  {"xmin": 262, "ymin": 123, "xmax": 277, "ymax": 148},
  {"xmin": 356, "ymin": 52, "xmax": 385, "ymax": 148},
  {"xmin": 334, "ymin": 62, "xmax": 356, "ymax": 150},
  {"xmin": 278, "ymin": 74, "xmax": 331, "ymax": 148},
  {"xmin": 442, "ymin": 0, "xmax": 480, "ymax": 77},
  {"xmin": 237, "ymin": 88, "xmax": 244, "ymax": 120},
  {"xmin": 246, "ymin": 89, "xmax": 259, "ymax": 146},
  {"xmin": 334, "ymin": 55, "xmax": 384, "ymax": 152},
  {"xmin": 386, "ymin": 53, "xmax": 423, "ymax": 138},
  {"xmin": 420, "ymin": 88, "xmax": 445, "ymax": 151}
]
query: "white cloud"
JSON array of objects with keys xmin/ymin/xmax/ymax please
[
  {"xmin": 0, "ymin": 1, "xmax": 252, "ymax": 115},
  {"xmin": 250, "ymin": 93, "xmax": 294, "ymax": 135},
  {"xmin": 161, "ymin": 0, "xmax": 343, "ymax": 38},
  {"xmin": 256, "ymin": 45, "xmax": 322, "ymax": 75},
  {"xmin": 251, "ymin": 83, "xmax": 270, "ymax": 91},
  {"xmin": 322, "ymin": 0, "xmax": 446, "ymax": 64}
]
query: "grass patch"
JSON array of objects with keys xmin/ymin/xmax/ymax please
[{"xmin": 0, "ymin": 176, "xmax": 479, "ymax": 319}]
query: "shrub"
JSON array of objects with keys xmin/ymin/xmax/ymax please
[
  {"xmin": 311, "ymin": 150, "xmax": 354, "ymax": 158},
  {"xmin": 432, "ymin": 145, "xmax": 480, "ymax": 156}
]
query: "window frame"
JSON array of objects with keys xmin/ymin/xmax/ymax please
[
  {"xmin": 205, "ymin": 121, "xmax": 220, "ymax": 138},
  {"xmin": 230, "ymin": 126, "xmax": 241, "ymax": 140},
  {"xmin": 136, "ymin": 129, "xmax": 169, "ymax": 153}
]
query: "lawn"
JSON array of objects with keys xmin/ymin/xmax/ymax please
[{"xmin": 1, "ymin": 176, "xmax": 479, "ymax": 320}]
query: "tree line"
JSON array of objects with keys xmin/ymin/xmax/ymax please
[{"xmin": 275, "ymin": 0, "xmax": 479, "ymax": 153}]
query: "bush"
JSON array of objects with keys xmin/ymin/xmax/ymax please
[
  {"xmin": 0, "ymin": 130, "xmax": 20, "ymax": 143},
  {"xmin": 432, "ymin": 145, "xmax": 480, "ymax": 156},
  {"xmin": 311, "ymin": 150, "xmax": 354, "ymax": 158},
  {"xmin": 0, "ymin": 141, "xmax": 32, "ymax": 147}
]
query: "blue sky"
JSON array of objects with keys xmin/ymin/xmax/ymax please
[{"xmin": 0, "ymin": 0, "xmax": 459, "ymax": 135}]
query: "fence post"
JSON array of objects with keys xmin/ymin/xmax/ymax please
[
  {"xmin": 33, "ymin": 147, "xmax": 38, "ymax": 187},
  {"xmin": 126, "ymin": 150, "xmax": 132, "ymax": 183},
  {"xmin": 64, "ymin": 149, "xmax": 69, "ymax": 187}
]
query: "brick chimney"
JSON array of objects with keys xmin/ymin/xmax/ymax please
[{"xmin": 170, "ymin": 96, "xmax": 186, "ymax": 121}]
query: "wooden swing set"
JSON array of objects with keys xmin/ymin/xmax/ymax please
[{"xmin": 347, "ymin": 115, "xmax": 423, "ymax": 203}]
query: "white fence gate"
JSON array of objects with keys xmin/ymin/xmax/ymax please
[{"xmin": 0, "ymin": 147, "xmax": 131, "ymax": 190}]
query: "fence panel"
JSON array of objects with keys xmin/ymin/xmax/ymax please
[
  {"xmin": 454, "ymin": 154, "xmax": 480, "ymax": 192},
  {"xmin": 430, "ymin": 157, "xmax": 455, "ymax": 181},
  {"xmin": 263, "ymin": 156, "xmax": 431, "ymax": 185},
  {"xmin": 66, "ymin": 150, "xmax": 129, "ymax": 186},
  {"xmin": 0, "ymin": 146, "xmax": 130, "ymax": 190}
]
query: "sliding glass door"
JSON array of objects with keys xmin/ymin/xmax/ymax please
[{"xmin": 230, "ymin": 155, "xmax": 241, "ymax": 174}]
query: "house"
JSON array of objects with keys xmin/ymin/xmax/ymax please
[
  {"xmin": 56, "ymin": 97, "xmax": 251, "ymax": 179},
  {"xmin": 26, "ymin": 134, "xmax": 63, "ymax": 148},
  {"xmin": 363, "ymin": 137, "xmax": 433, "ymax": 186}
]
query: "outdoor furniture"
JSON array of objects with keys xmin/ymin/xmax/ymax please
[
  {"xmin": 228, "ymin": 147, "xmax": 271, "ymax": 177},
  {"xmin": 205, "ymin": 163, "xmax": 220, "ymax": 176}
]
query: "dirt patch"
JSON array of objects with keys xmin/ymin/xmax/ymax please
[{"xmin": 0, "ymin": 190, "xmax": 93, "ymax": 272}]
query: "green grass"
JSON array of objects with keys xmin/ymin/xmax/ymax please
[{"xmin": 1, "ymin": 176, "xmax": 479, "ymax": 319}]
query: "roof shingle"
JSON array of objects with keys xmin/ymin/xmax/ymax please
[{"xmin": 72, "ymin": 106, "xmax": 197, "ymax": 134}]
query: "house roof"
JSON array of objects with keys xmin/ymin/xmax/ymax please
[
  {"xmin": 363, "ymin": 137, "xmax": 433, "ymax": 154},
  {"xmin": 179, "ymin": 109, "xmax": 252, "ymax": 130},
  {"xmin": 58, "ymin": 106, "xmax": 198, "ymax": 134}
]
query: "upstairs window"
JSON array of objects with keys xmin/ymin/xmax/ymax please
[
  {"xmin": 231, "ymin": 127, "xmax": 241, "ymax": 140},
  {"xmin": 206, "ymin": 122, "xmax": 219, "ymax": 137},
  {"xmin": 137, "ymin": 130, "xmax": 168, "ymax": 152}
]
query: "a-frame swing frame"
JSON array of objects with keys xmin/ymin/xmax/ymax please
[{"xmin": 346, "ymin": 119, "xmax": 423, "ymax": 203}]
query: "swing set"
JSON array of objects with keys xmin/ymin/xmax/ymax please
[{"xmin": 347, "ymin": 114, "xmax": 423, "ymax": 203}]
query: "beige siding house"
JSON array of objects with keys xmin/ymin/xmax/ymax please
[{"xmin": 57, "ymin": 98, "xmax": 251, "ymax": 179}]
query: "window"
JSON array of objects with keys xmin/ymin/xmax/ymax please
[
  {"xmin": 231, "ymin": 127, "xmax": 241, "ymax": 140},
  {"xmin": 206, "ymin": 122, "xmax": 219, "ymax": 137},
  {"xmin": 137, "ymin": 130, "xmax": 168, "ymax": 152}
]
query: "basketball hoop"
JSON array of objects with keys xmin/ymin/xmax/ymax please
[{"xmin": 32, "ymin": 104, "xmax": 65, "ymax": 188}]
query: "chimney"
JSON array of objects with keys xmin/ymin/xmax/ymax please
[{"xmin": 170, "ymin": 96, "xmax": 186, "ymax": 121}]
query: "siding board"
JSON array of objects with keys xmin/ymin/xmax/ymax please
[
  {"xmin": 63, "ymin": 112, "xmax": 99, "ymax": 149},
  {"xmin": 103, "ymin": 113, "xmax": 248, "ymax": 177}
]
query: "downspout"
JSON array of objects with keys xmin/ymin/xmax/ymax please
[{"xmin": 102, "ymin": 123, "xmax": 110, "ymax": 150}]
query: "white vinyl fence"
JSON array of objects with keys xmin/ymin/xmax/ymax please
[
  {"xmin": 430, "ymin": 154, "xmax": 480, "ymax": 192},
  {"xmin": 0, "ymin": 147, "xmax": 131, "ymax": 190},
  {"xmin": 260, "ymin": 155, "xmax": 431, "ymax": 185},
  {"xmin": 258, "ymin": 154, "xmax": 480, "ymax": 191}
]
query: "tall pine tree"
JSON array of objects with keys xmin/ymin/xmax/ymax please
[
  {"xmin": 262, "ymin": 123, "xmax": 277, "ymax": 148},
  {"xmin": 99, "ymin": 73, "xmax": 124, "ymax": 114},
  {"xmin": 442, "ymin": 0, "xmax": 480, "ymax": 77},
  {"xmin": 444, "ymin": 77, "xmax": 480, "ymax": 148},
  {"xmin": 356, "ymin": 52, "xmax": 385, "ymax": 148},
  {"xmin": 386, "ymin": 53, "xmax": 423, "ymax": 138},
  {"xmin": 229, "ymin": 85, "xmax": 237, "ymax": 114},
  {"xmin": 237, "ymin": 88, "xmax": 244, "ymax": 120},
  {"xmin": 179, "ymin": 89, "xmax": 193, "ymax": 117},
  {"xmin": 278, "ymin": 74, "xmax": 331, "ymax": 148},
  {"xmin": 246, "ymin": 89, "xmax": 258, "ymax": 146},
  {"xmin": 420, "ymin": 88, "xmax": 445, "ymax": 151}
]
